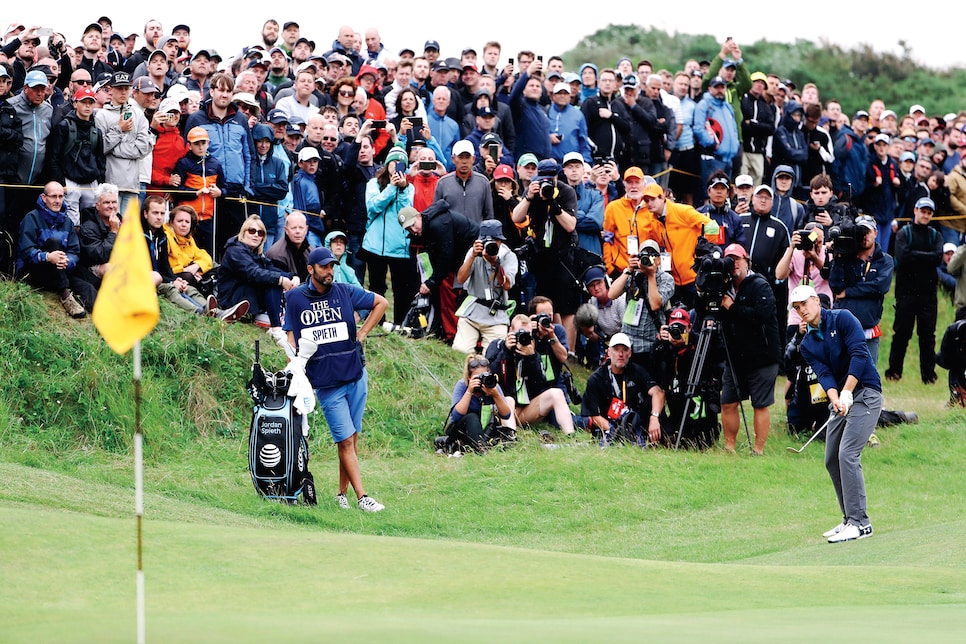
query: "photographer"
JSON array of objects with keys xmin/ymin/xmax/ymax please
[
  {"xmin": 511, "ymin": 158, "xmax": 581, "ymax": 344},
  {"xmin": 485, "ymin": 313, "xmax": 576, "ymax": 436},
  {"xmin": 608, "ymin": 239, "xmax": 675, "ymax": 372},
  {"xmin": 580, "ymin": 333, "xmax": 665, "ymax": 446},
  {"xmin": 653, "ymin": 308, "xmax": 722, "ymax": 449},
  {"xmin": 438, "ymin": 354, "xmax": 515, "ymax": 453},
  {"xmin": 828, "ymin": 214, "xmax": 893, "ymax": 366},
  {"xmin": 720, "ymin": 243, "xmax": 782, "ymax": 454},
  {"xmin": 776, "ymin": 222, "xmax": 830, "ymax": 341},
  {"xmin": 453, "ymin": 220, "xmax": 518, "ymax": 354},
  {"xmin": 575, "ymin": 266, "xmax": 626, "ymax": 367},
  {"xmin": 696, "ymin": 172, "xmax": 745, "ymax": 248}
]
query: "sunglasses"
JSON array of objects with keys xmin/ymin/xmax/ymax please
[
  {"xmin": 468, "ymin": 358, "xmax": 489, "ymax": 369},
  {"xmin": 72, "ymin": 79, "xmax": 92, "ymax": 85},
  {"xmin": 338, "ymin": 89, "xmax": 355, "ymax": 97},
  {"xmin": 321, "ymin": 136, "xmax": 338, "ymax": 142},
  {"xmin": 246, "ymin": 228, "xmax": 266, "ymax": 237}
]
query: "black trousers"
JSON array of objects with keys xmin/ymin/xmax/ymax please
[{"xmin": 888, "ymin": 291, "xmax": 938, "ymax": 378}]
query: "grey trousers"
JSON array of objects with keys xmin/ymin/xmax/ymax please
[{"xmin": 825, "ymin": 387, "xmax": 883, "ymax": 528}]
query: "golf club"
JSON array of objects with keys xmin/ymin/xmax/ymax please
[{"xmin": 787, "ymin": 411, "xmax": 836, "ymax": 454}]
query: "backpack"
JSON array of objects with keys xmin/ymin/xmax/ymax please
[
  {"xmin": 247, "ymin": 342, "xmax": 316, "ymax": 505},
  {"xmin": 63, "ymin": 117, "xmax": 101, "ymax": 166}
]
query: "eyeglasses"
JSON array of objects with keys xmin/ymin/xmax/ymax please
[
  {"xmin": 338, "ymin": 90, "xmax": 355, "ymax": 97},
  {"xmin": 246, "ymin": 228, "xmax": 266, "ymax": 237},
  {"xmin": 468, "ymin": 358, "xmax": 489, "ymax": 369}
]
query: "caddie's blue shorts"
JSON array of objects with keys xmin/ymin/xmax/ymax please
[{"xmin": 315, "ymin": 370, "xmax": 369, "ymax": 443}]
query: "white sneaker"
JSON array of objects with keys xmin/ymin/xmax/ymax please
[
  {"xmin": 357, "ymin": 495, "xmax": 385, "ymax": 512},
  {"xmin": 253, "ymin": 313, "xmax": 271, "ymax": 329},
  {"xmin": 217, "ymin": 300, "xmax": 249, "ymax": 322},
  {"xmin": 823, "ymin": 522, "xmax": 847, "ymax": 538},
  {"xmin": 335, "ymin": 493, "xmax": 349, "ymax": 510},
  {"xmin": 828, "ymin": 523, "xmax": 873, "ymax": 543}
]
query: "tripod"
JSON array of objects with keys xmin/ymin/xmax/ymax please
[{"xmin": 673, "ymin": 304, "xmax": 753, "ymax": 452}]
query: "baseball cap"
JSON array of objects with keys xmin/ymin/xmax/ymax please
[
  {"xmin": 326, "ymin": 230, "xmax": 348, "ymax": 244},
  {"xmin": 668, "ymin": 307, "xmax": 692, "ymax": 326},
  {"xmin": 642, "ymin": 183, "xmax": 665, "ymax": 198},
  {"xmin": 909, "ymin": 104, "xmax": 926, "ymax": 115},
  {"xmin": 899, "ymin": 151, "xmax": 916, "ymax": 163},
  {"xmin": 148, "ymin": 48, "xmax": 167, "ymax": 62},
  {"xmin": 172, "ymin": 24, "xmax": 190, "ymax": 34},
  {"xmin": 165, "ymin": 84, "xmax": 190, "ymax": 102},
  {"xmin": 431, "ymin": 60, "xmax": 450, "ymax": 73},
  {"xmin": 880, "ymin": 109, "xmax": 897, "ymax": 120},
  {"xmin": 478, "ymin": 219, "xmax": 505, "ymax": 241},
  {"xmin": 874, "ymin": 133, "xmax": 891, "ymax": 144},
  {"xmin": 622, "ymin": 74, "xmax": 639, "ymax": 88},
  {"xmin": 537, "ymin": 159, "xmax": 560, "ymax": 177},
  {"xmin": 708, "ymin": 175, "xmax": 730, "ymax": 189},
  {"xmin": 583, "ymin": 265, "xmax": 607, "ymax": 286},
  {"xmin": 853, "ymin": 110, "xmax": 870, "ymax": 120},
  {"xmin": 452, "ymin": 140, "xmax": 475, "ymax": 157},
  {"xmin": 609, "ymin": 332, "xmax": 632, "ymax": 348},
  {"xmin": 517, "ymin": 153, "xmax": 538, "ymax": 168},
  {"xmin": 709, "ymin": 76, "xmax": 727, "ymax": 87},
  {"xmin": 158, "ymin": 98, "xmax": 181, "ymax": 114},
  {"xmin": 477, "ymin": 106, "xmax": 495, "ymax": 118},
  {"xmin": 306, "ymin": 247, "xmax": 337, "ymax": 266},
  {"xmin": 397, "ymin": 206, "xmax": 419, "ymax": 229},
  {"xmin": 552, "ymin": 82, "xmax": 570, "ymax": 94},
  {"xmin": 480, "ymin": 132, "xmax": 502, "ymax": 147},
  {"xmin": 109, "ymin": 71, "xmax": 132, "ymax": 87},
  {"xmin": 424, "ymin": 39, "xmax": 440, "ymax": 51},
  {"xmin": 943, "ymin": 243, "xmax": 958, "ymax": 253},
  {"xmin": 721, "ymin": 59, "xmax": 738, "ymax": 69},
  {"xmin": 774, "ymin": 165, "xmax": 794, "ymax": 178},
  {"xmin": 724, "ymin": 243, "xmax": 749, "ymax": 259},
  {"xmin": 461, "ymin": 64, "xmax": 479, "ymax": 73},
  {"xmin": 493, "ymin": 164, "xmax": 514, "ymax": 181},
  {"xmin": 735, "ymin": 174, "xmax": 754, "ymax": 187},
  {"xmin": 186, "ymin": 127, "xmax": 209, "ymax": 143},
  {"xmin": 641, "ymin": 239, "xmax": 661, "ymax": 255},
  {"xmin": 285, "ymin": 124, "xmax": 302, "ymax": 137},
  {"xmin": 133, "ymin": 77, "xmax": 159, "ymax": 93},
  {"xmin": 73, "ymin": 87, "xmax": 96, "ymax": 102},
  {"xmin": 915, "ymin": 196, "xmax": 936, "ymax": 210},
  {"xmin": 789, "ymin": 284, "xmax": 818, "ymax": 305},
  {"xmin": 297, "ymin": 147, "xmax": 321, "ymax": 162},
  {"xmin": 750, "ymin": 71, "xmax": 768, "ymax": 83},
  {"xmin": 233, "ymin": 92, "xmax": 259, "ymax": 109},
  {"xmin": 562, "ymin": 152, "xmax": 584, "ymax": 167},
  {"xmin": 753, "ymin": 185, "xmax": 774, "ymax": 197},
  {"xmin": 855, "ymin": 215, "xmax": 877, "ymax": 231},
  {"xmin": 624, "ymin": 166, "xmax": 645, "ymax": 181},
  {"xmin": 23, "ymin": 70, "xmax": 49, "ymax": 88},
  {"xmin": 267, "ymin": 108, "xmax": 290, "ymax": 124}
]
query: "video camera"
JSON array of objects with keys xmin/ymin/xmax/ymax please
[
  {"xmin": 692, "ymin": 238, "xmax": 734, "ymax": 308},
  {"xmin": 823, "ymin": 202, "xmax": 864, "ymax": 257}
]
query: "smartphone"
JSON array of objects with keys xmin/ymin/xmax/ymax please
[
  {"xmin": 122, "ymin": 106, "xmax": 133, "ymax": 121},
  {"xmin": 408, "ymin": 117, "xmax": 422, "ymax": 130},
  {"xmin": 371, "ymin": 120, "xmax": 386, "ymax": 130},
  {"xmin": 537, "ymin": 55, "xmax": 543, "ymax": 62},
  {"xmin": 508, "ymin": 58, "xmax": 514, "ymax": 66},
  {"xmin": 488, "ymin": 143, "xmax": 499, "ymax": 163},
  {"xmin": 38, "ymin": 27, "xmax": 53, "ymax": 38},
  {"xmin": 418, "ymin": 160, "xmax": 435, "ymax": 171}
]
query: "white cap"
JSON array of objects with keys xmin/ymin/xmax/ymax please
[
  {"xmin": 452, "ymin": 140, "xmax": 475, "ymax": 157},
  {"xmin": 909, "ymin": 104, "xmax": 926, "ymax": 115},
  {"xmin": 552, "ymin": 81, "xmax": 570, "ymax": 94},
  {"xmin": 165, "ymin": 83, "xmax": 190, "ymax": 102},
  {"xmin": 158, "ymin": 98, "xmax": 181, "ymax": 114},
  {"xmin": 609, "ymin": 332, "xmax": 632, "ymax": 348},
  {"xmin": 735, "ymin": 174, "xmax": 754, "ymax": 187},
  {"xmin": 297, "ymin": 147, "xmax": 320, "ymax": 162},
  {"xmin": 943, "ymin": 242, "xmax": 958, "ymax": 253},
  {"xmin": 562, "ymin": 151, "xmax": 584, "ymax": 166},
  {"xmin": 789, "ymin": 284, "xmax": 818, "ymax": 306}
]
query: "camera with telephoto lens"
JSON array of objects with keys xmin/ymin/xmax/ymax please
[
  {"xmin": 483, "ymin": 237, "xmax": 500, "ymax": 257},
  {"xmin": 514, "ymin": 329, "xmax": 533, "ymax": 347},
  {"xmin": 668, "ymin": 322, "xmax": 687, "ymax": 340},
  {"xmin": 537, "ymin": 178, "xmax": 556, "ymax": 200},
  {"xmin": 826, "ymin": 206, "xmax": 862, "ymax": 257},
  {"xmin": 474, "ymin": 372, "xmax": 499, "ymax": 394},
  {"xmin": 513, "ymin": 237, "xmax": 538, "ymax": 261},
  {"xmin": 533, "ymin": 313, "xmax": 553, "ymax": 330},
  {"xmin": 638, "ymin": 248, "xmax": 658, "ymax": 267},
  {"xmin": 794, "ymin": 229, "xmax": 816, "ymax": 251}
]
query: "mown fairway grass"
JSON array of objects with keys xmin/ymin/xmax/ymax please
[{"xmin": 1, "ymin": 280, "xmax": 964, "ymax": 641}]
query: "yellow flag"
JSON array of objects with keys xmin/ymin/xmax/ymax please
[{"xmin": 92, "ymin": 199, "xmax": 160, "ymax": 354}]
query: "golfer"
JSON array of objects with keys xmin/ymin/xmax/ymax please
[
  {"xmin": 791, "ymin": 285, "xmax": 883, "ymax": 543},
  {"xmin": 284, "ymin": 247, "xmax": 389, "ymax": 512}
]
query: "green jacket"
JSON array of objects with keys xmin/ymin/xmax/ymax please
[{"xmin": 703, "ymin": 57, "xmax": 752, "ymax": 142}]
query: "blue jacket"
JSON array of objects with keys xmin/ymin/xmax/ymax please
[
  {"xmin": 693, "ymin": 92, "xmax": 739, "ymax": 162},
  {"xmin": 509, "ymin": 72, "xmax": 551, "ymax": 160},
  {"xmin": 801, "ymin": 308, "xmax": 882, "ymax": 395},
  {"xmin": 830, "ymin": 124, "xmax": 868, "ymax": 199},
  {"xmin": 828, "ymin": 244, "xmax": 894, "ymax": 330},
  {"xmin": 251, "ymin": 152, "xmax": 290, "ymax": 227},
  {"xmin": 427, "ymin": 110, "xmax": 460, "ymax": 170},
  {"xmin": 578, "ymin": 64, "xmax": 598, "ymax": 102},
  {"xmin": 291, "ymin": 169, "xmax": 324, "ymax": 240},
  {"xmin": 771, "ymin": 102, "xmax": 808, "ymax": 185},
  {"xmin": 547, "ymin": 102, "xmax": 593, "ymax": 164},
  {"xmin": 362, "ymin": 177, "xmax": 414, "ymax": 260},
  {"xmin": 184, "ymin": 100, "xmax": 253, "ymax": 196},
  {"xmin": 17, "ymin": 195, "xmax": 78, "ymax": 274},
  {"xmin": 573, "ymin": 181, "xmax": 604, "ymax": 256}
]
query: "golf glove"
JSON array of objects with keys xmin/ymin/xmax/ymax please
[{"xmin": 838, "ymin": 389, "xmax": 853, "ymax": 415}]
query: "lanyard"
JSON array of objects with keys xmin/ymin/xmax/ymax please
[{"xmin": 608, "ymin": 370, "xmax": 626, "ymax": 402}]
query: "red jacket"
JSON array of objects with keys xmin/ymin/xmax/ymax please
[{"xmin": 150, "ymin": 126, "xmax": 188, "ymax": 196}]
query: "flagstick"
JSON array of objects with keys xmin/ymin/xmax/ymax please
[{"xmin": 134, "ymin": 341, "xmax": 145, "ymax": 644}]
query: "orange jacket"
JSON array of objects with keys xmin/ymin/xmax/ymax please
[
  {"xmin": 642, "ymin": 200, "xmax": 713, "ymax": 286},
  {"xmin": 602, "ymin": 196, "xmax": 650, "ymax": 276}
]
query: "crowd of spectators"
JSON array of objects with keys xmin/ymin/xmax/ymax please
[{"xmin": 3, "ymin": 18, "xmax": 964, "ymax": 445}]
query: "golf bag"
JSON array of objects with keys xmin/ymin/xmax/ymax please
[
  {"xmin": 384, "ymin": 294, "xmax": 437, "ymax": 338},
  {"xmin": 247, "ymin": 341, "xmax": 317, "ymax": 504}
]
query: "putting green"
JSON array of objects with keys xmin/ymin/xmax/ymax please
[{"xmin": 3, "ymin": 500, "xmax": 964, "ymax": 642}]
